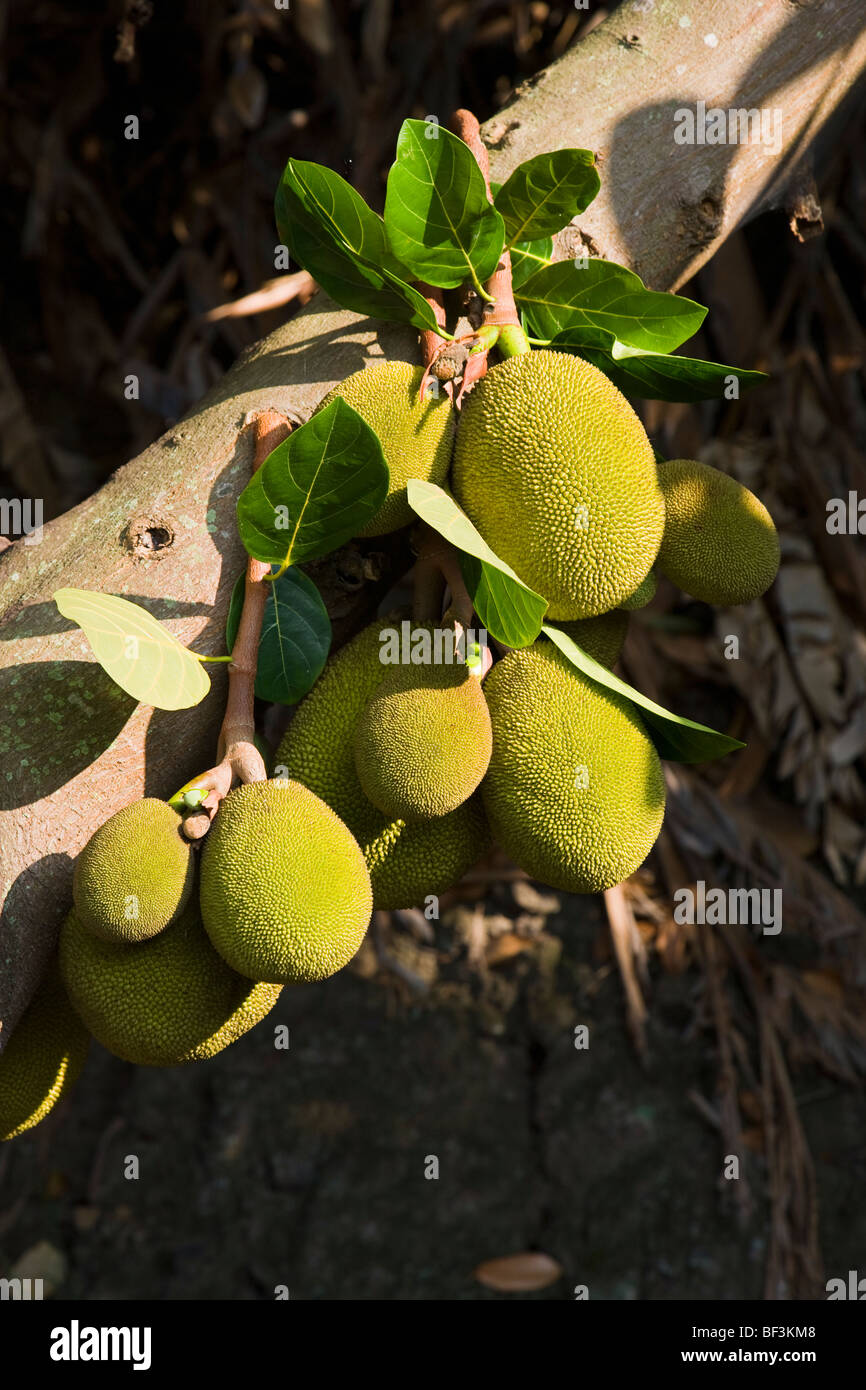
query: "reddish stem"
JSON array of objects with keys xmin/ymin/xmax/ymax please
[
  {"xmin": 450, "ymin": 108, "xmax": 520, "ymax": 331},
  {"xmin": 181, "ymin": 410, "xmax": 292, "ymax": 840}
]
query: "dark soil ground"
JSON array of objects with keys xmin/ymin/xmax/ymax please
[{"xmin": 3, "ymin": 893, "xmax": 864, "ymax": 1300}]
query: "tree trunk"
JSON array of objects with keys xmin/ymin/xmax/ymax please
[{"xmin": 2, "ymin": 0, "xmax": 865, "ymax": 1046}]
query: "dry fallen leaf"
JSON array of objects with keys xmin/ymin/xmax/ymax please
[
  {"xmin": 485, "ymin": 932, "xmax": 532, "ymax": 966},
  {"xmin": 9, "ymin": 1240, "xmax": 67, "ymax": 1296},
  {"xmin": 474, "ymin": 1251, "xmax": 563, "ymax": 1292}
]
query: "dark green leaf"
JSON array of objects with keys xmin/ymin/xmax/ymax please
[
  {"xmin": 384, "ymin": 119, "xmax": 505, "ymax": 292},
  {"xmin": 542, "ymin": 624, "xmax": 744, "ymax": 762},
  {"xmin": 517, "ymin": 259, "xmax": 706, "ymax": 353},
  {"xmin": 510, "ymin": 235, "xmax": 553, "ymax": 290},
  {"xmin": 275, "ymin": 158, "xmax": 440, "ymax": 330},
  {"xmin": 494, "ymin": 149, "xmax": 600, "ymax": 246},
  {"xmin": 237, "ymin": 398, "xmax": 389, "ymax": 569},
  {"xmin": 226, "ymin": 567, "xmax": 331, "ymax": 706},
  {"xmin": 548, "ymin": 325, "xmax": 767, "ymax": 401},
  {"xmin": 407, "ymin": 480, "xmax": 547, "ymax": 647}
]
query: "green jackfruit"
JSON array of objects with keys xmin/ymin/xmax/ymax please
[
  {"xmin": 555, "ymin": 610, "xmax": 629, "ymax": 670},
  {"xmin": 453, "ymin": 351, "xmax": 664, "ymax": 619},
  {"xmin": 277, "ymin": 617, "xmax": 491, "ymax": 909},
  {"xmin": 482, "ymin": 643, "xmax": 665, "ymax": 893},
  {"xmin": 620, "ymin": 570, "xmax": 657, "ymax": 610},
  {"xmin": 73, "ymin": 798, "xmax": 194, "ymax": 943},
  {"xmin": 657, "ymin": 458, "xmax": 780, "ymax": 605},
  {"xmin": 60, "ymin": 902, "xmax": 281, "ymax": 1066},
  {"xmin": 318, "ymin": 361, "xmax": 454, "ymax": 536},
  {"xmin": 200, "ymin": 780, "xmax": 371, "ymax": 983},
  {"xmin": 0, "ymin": 963, "xmax": 89, "ymax": 1142},
  {"xmin": 353, "ymin": 650, "xmax": 492, "ymax": 821}
]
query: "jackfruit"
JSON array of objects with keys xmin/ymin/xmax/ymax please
[
  {"xmin": 277, "ymin": 617, "xmax": 491, "ymax": 909},
  {"xmin": 200, "ymin": 779, "xmax": 372, "ymax": 984},
  {"xmin": 317, "ymin": 361, "xmax": 454, "ymax": 536},
  {"xmin": 555, "ymin": 609, "xmax": 629, "ymax": 670},
  {"xmin": 620, "ymin": 570, "xmax": 657, "ymax": 610},
  {"xmin": 452, "ymin": 351, "xmax": 664, "ymax": 619},
  {"xmin": 0, "ymin": 963, "xmax": 89, "ymax": 1142},
  {"xmin": 73, "ymin": 798, "xmax": 194, "ymax": 943},
  {"xmin": 353, "ymin": 653, "xmax": 492, "ymax": 821},
  {"xmin": 482, "ymin": 642, "xmax": 665, "ymax": 893},
  {"xmin": 656, "ymin": 458, "xmax": 780, "ymax": 605},
  {"xmin": 60, "ymin": 902, "xmax": 281, "ymax": 1066}
]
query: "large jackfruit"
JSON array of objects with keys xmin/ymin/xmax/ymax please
[
  {"xmin": 0, "ymin": 963, "xmax": 89, "ymax": 1142},
  {"xmin": 657, "ymin": 458, "xmax": 780, "ymax": 605},
  {"xmin": 276, "ymin": 617, "xmax": 490, "ymax": 910},
  {"xmin": 452, "ymin": 351, "xmax": 664, "ymax": 619},
  {"xmin": 200, "ymin": 779, "xmax": 372, "ymax": 984},
  {"xmin": 73, "ymin": 798, "xmax": 194, "ymax": 943},
  {"xmin": 317, "ymin": 361, "xmax": 454, "ymax": 536},
  {"xmin": 60, "ymin": 902, "xmax": 281, "ymax": 1066},
  {"xmin": 353, "ymin": 646, "xmax": 492, "ymax": 821},
  {"xmin": 482, "ymin": 641, "xmax": 665, "ymax": 893}
]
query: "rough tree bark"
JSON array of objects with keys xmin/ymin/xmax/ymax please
[{"xmin": 2, "ymin": 0, "xmax": 865, "ymax": 1046}]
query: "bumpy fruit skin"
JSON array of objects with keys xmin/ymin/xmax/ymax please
[
  {"xmin": 555, "ymin": 610, "xmax": 629, "ymax": 670},
  {"xmin": 200, "ymin": 780, "xmax": 372, "ymax": 984},
  {"xmin": 277, "ymin": 618, "xmax": 491, "ymax": 909},
  {"xmin": 453, "ymin": 351, "xmax": 664, "ymax": 619},
  {"xmin": 317, "ymin": 361, "xmax": 454, "ymax": 536},
  {"xmin": 60, "ymin": 903, "xmax": 281, "ymax": 1066},
  {"xmin": 620, "ymin": 570, "xmax": 657, "ymax": 611},
  {"xmin": 0, "ymin": 963, "xmax": 89, "ymax": 1142},
  {"xmin": 482, "ymin": 642, "xmax": 665, "ymax": 893},
  {"xmin": 73, "ymin": 798, "xmax": 194, "ymax": 943},
  {"xmin": 657, "ymin": 458, "xmax": 780, "ymax": 605},
  {"xmin": 353, "ymin": 659, "xmax": 492, "ymax": 820}
]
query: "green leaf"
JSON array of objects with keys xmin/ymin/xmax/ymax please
[
  {"xmin": 510, "ymin": 235, "xmax": 553, "ymax": 290},
  {"xmin": 549, "ymin": 328, "xmax": 767, "ymax": 401},
  {"xmin": 275, "ymin": 158, "xmax": 440, "ymax": 331},
  {"xmin": 517, "ymin": 259, "xmax": 706, "ymax": 354},
  {"xmin": 406, "ymin": 480, "xmax": 547, "ymax": 647},
  {"xmin": 494, "ymin": 149, "xmax": 600, "ymax": 246},
  {"xmin": 542, "ymin": 624, "xmax": 744, "ymax": 763},
  {"xmin": 225, "ymin": 566, "xmax": 331, "ymax": 706},
  {"xmin": 53, "ymin": 588, "xmax": 211, "ymax": 711},
  {"xmin": 384, "ymin": 119, "xmax": 505, "ymax": 293},
  {"xmin": 237, "ymin": 398, "xmax": 389, "ymax": 570}
]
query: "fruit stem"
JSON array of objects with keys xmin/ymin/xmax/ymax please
[
  {"xmin": 178, "ymin": 410, "xmax": 292, "ymax": 840},
  {"xmin": 413, "ymin": 525, "xmax": 475, "ymax": 629},
  {"xmin": 418, "ymin": 282, "xmax": 455, "ymax": 403},
  {"xmin": 449, "ymin": 108, "xmax": 522, "ymax": 395}
]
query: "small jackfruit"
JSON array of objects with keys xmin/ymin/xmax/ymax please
[
  {"xmin": 657, "ymin": 458, "xmax": 780, "ymax": 605},
  {"xmin": 60, "ymin": 902, "xmax": 281, "ymax": 1066},
  {"xmin": 482, "ymin": 642, "xmax": 665, "ymax": 893},
  {"xmin": 277, "ymin": 617, "xmax": 491, "ymax": 909},
  {"xmin": 73, "ymin": 798, "xmax": 194, "ymax": 943},
  {"xmin": 353, "ymin": 648, "xmax": 492, "ymax": 820},
  {"xmin": 317, "ymin": 361, "xmax": 454, "ymax": 536},
  {"xmin": 620, "ymin": 570, "xmax": 657, "ymax": 610},
  {"xmin": 453, "ymin": 351, "xmax": 664, "ymax": 619},
  {"xmin": 200, "ymin": 780, "xmax": 372, "ymax": 984},
  {"xmin": 554, "ymin": 609, "xmax": 629, "ymax": 670},
  {"xmin": 0, "ymin": 963, "xmax": 89, "ymax": 1142}
]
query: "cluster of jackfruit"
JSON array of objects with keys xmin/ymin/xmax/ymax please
[
  {"xmin": 2, "ymin": 781, "xmax": 375, "ymax": 1133},
  {"xmin": 1, "ymin": 347, "xmax": 780, "ymax": 1139},
  {"xmin": 275, "ymin": 349, "xmax": 778, "ymax": 903}
]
